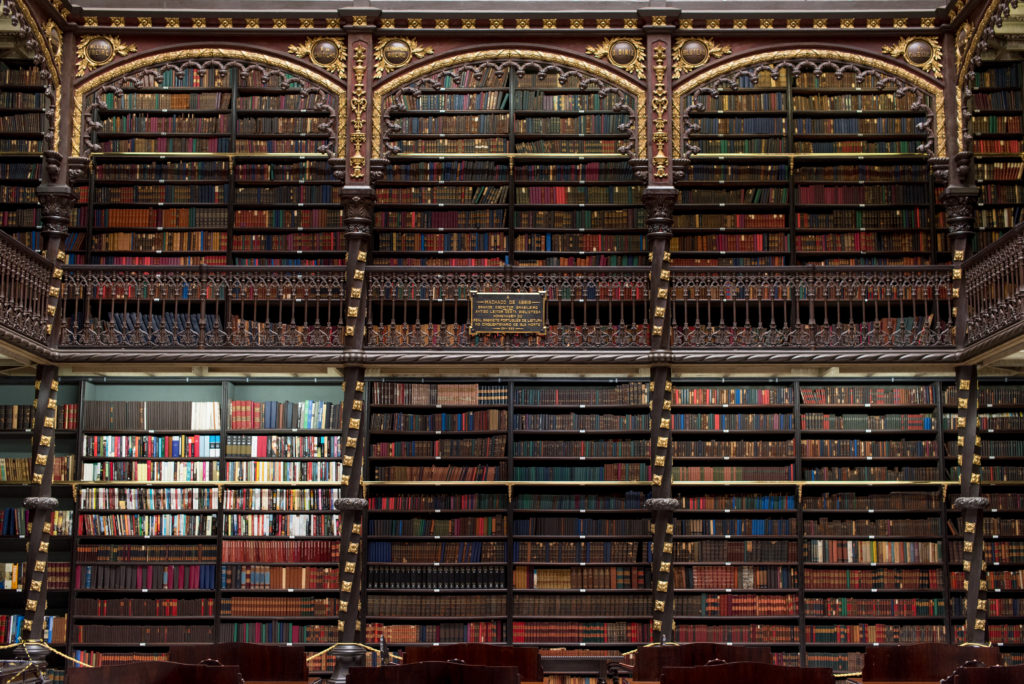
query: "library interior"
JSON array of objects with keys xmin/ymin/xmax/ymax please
[{"xmin": 2, "ymin": 0, "xmax": 1024, "ymax": 681}]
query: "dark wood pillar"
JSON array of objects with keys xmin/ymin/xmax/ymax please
[
  {"xmin": 951, "ymin": 366, "xmax": 988, "ymax": 645},
  {"xmin": 328, "ymin": 14, "xmax": 378, "ymax": 672}
]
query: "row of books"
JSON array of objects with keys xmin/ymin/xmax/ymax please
[
  {"xmin": 804, "ymin": 540, "xmax": 942, "ymax": 563},
  {"xmin": 0, "ymin": 561, "xmax": 70, "ymax": 590},
  {"xmin": 0, "ymin": 508, "xmax": 72, "ymax": 536},
  {"xmin": 0, "ymin": 403, "xmax": 78, "ymax": 430}
]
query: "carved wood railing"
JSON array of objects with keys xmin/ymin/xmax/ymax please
[
  {"xmin": 60, "ymin": 265, "xmax": 347, "ymax": 349},
  {"xmin": 962, "ymin": 223, "xmax": 1024, "ymax": 347},
  {"xmin": 0, "ymin": 232, "xmax": 54, "ymax": 346},
  {"xmin": 365, "ymin": 266, "xmax": 651, "ymax": 349},
  {"xmin": 51, "ymin": 264, "xmax": 959, "ymax": 352},
  {"xmin": 669, "ymin": 266, "xmax": 953, "ymax": 350}
]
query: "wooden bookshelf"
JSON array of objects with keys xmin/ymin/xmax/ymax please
[
  {"xmin": 971, "ymin": 62, "xmax": 1024, "ymax": 254},
  {"xmin": 72, "ymin": 61, "xmax": 341, "ymax": 266},
  {"xmin": 0, "ymin": 60, "xmax": 45, "ymax": 254},
  {"xmin": 677, "ymin": 67, "xmax": 945, "ymax": 266},
  {"xmin": 375, "ymin": 64, "xmax": 645, "ymax": 267}
]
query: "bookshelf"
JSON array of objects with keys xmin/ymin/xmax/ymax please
[
  {"xmin": 221, "ymin": 381, "xmax": 345, "ymax": 674},
  {"xmin": 677, "ymin": 67, "xmax": 945, "ymax": 266},
  {"xmin": 0, "ymin": 374, "xmax": 1012, "ymax": 669},
  {"xmin": 365, "ymin": 381, "xmax": 510, "ymax": 646},
  {"xmin": 510, "ymin": 380, "xmax": 651, "ymax": 648},
  {"xmin": 970, "ymin": 62, "xmax": 1024, "ymax": 253},
  {"xmin": 73, "ymin": 61, "xmax": 341, "ymax": 266},
  {"xmin": 672, "ymin": 484, "xmax": 801, "ymax": 666},
  {"xmin": 71, "ymin": 380, "xmax": 223, "ymax": 666},
  {"xmin": 0, "ymin": 60, "xmax": 46, "ymax": 253},
  {"xmin": 376, "ymin": 63, "xmax": 644, "ymax": 266},
  {"xmin": 68, "ymin": 379, "xmax": 345, "ymax": 677}
]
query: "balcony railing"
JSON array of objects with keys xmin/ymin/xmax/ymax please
[
  {"xmin": 61, "ymin": 265, "xmax": 348, "ymax": 349},
  {"xmin": 963, "ymin": 223, "xmax": 1024, "ymax": 348},
  {"xmin": 366, "ymin": 267, "xmax": 651, "ymax": 349},
  {"xmin": 0, "ymin": 232, "xmax": 53, "ymax": 347},
  {"xmin": 52, "ymin": 264, "xmax": 957, "ymax": 355},
  {"xmin": 669, "ymin": 266, "xmax": 953, "ymax": 349}
]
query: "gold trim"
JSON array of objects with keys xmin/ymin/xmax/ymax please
[
  {"xmin": 75, "ymin": 35, "xmax": 137, "ymax": 77},
  {"xmin": 673, "ymin": 37, "xmax": 731, "ymax": 77},
  {"xmin": 372, "ymin": 48, "xmax": 647, "ymax": 158},
  {"xmin": 73, "ymin": 48, "xmax": 347, "ymax": 158},
  {"xmin": 435, "ymin": 19, "xmax": 448, "ymax": 29},
  {"xmin": 289, "ymin": 37, "xmax": 347, "ymax": 77},
  {"xmin": 109, "ymin": 16, "xmax": 125, "ymax": 28},
  {"xmin": 732, "ymin": 18, "xmax": 747, "ymax": 29},
  {"xmin": 191, "ymin": 17, "xmax": 206, "ymax": 29},
  {"xmin": 219, "ymin": 18, "xmax": 233, "ymax": 29},
  {"xmin": 373, "ymin": 36, "xmax": 433, "ymax": 78},
  {"xmin": 137, "ymin": 17, "xmax": 152, "ymax": 27},
  {"xmin": 883, "ymin": 36, "xmax": 943, "ymax": 78},
  {"xmin": 164, "ymin": 17, "xmax": 179, "ymax": 28},
  {"xmin": 651, "ymin": 42, "xmax": 669, "ymax": 178},
  {"xmin": 586, "ymin": 37, "xmax": 646, "ymax": 78},
  {"xmin": 787, "ymin": 19, "xmax": 800, "ymax": 29},
  {"xmin": 840, "ymin": 18, "xmax": 855, "ymax": 29},
  {"xmin": 672, "ymin": 49, "xmax": 946, "ymax": 159},
  {"xmin": 350, "ymin": 43, "xmax": 368, "ymax": 178}
]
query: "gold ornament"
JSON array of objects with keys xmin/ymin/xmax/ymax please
[
  {"xmin": 289, "ymin": 37, "xmax": 347, "ymax": 76},
  {"xmin": 586, "ymin": 37, "xmax": 646, "ymax": 77},
  {"xmin": 883, "ymin": 36, "xmax": 943, "ymax": 78},
  {"xmin": 672, "ymin": 37, "xmax": 731, "ymax": 77},
  {"xmin": 374, "ymin": 37, "xmax": 434, "ymax": 78},
  {"xmin": 76, "ymin": 36, "xmax": 136, "ymax": 77}
]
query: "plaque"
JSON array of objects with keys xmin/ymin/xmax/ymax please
[{"xmin": 469, "ymin": 291, "xmax": 547, "ymax": 335}]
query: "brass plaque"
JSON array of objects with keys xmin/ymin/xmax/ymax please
[{"xmin": 469, "ymin": 291, "xmax": 547, "ymax": 335}]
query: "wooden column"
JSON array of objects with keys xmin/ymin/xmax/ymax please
[
  {"xmin": 951, "ymin": 366, "xmax": 988, "ymax": 645},
  {"xmin": 328, "ymin": 13, "xmax": 378, "ymax": 674}
]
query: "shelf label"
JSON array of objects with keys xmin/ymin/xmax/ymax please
[
  {"xmin": 140, "ymin": 642, "xmax": 147, "ymax": 647},
  {"xmin": 433, "ymin": 588, "xmax": 440, "ymax": 593},
  {"xmin": 726, "ymin": 588, "xmax": 732, "ymax": 593},
  {"xmin": 434, "ymin": 535, "xmax": 441, "ymax": 540},
  {"xmin": 871, "ymin": 588, "xmax": 878, "ymax": 593},
  {"xmin": 433, "ymin": 562, "xmax": 440, "ymax": 566},
  {"xmin": 724, "ymin": 509, "xmax": 731, "ymax": 513},
  {"xmin": 579, "ymin": 509, "xmax": 586, "ymax": 514},
  {"xmin": 287, "ymin": 588, "xmax": 294, "ymax": 592},
  {"xmin": 142, "ymin": 588, "xmax": 149, "ymax": 593},
  {"xmin": 579, "ymin": 588, "xmax": 586, "ymax": 593}
]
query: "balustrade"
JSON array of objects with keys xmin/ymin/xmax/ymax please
[
  {"xmin": 0, "ymin": 232, "xmax": 53, "ymax": 346},
  {"xmin": 963, "ymin": 223, "xmax": 1024, "ymax": 346},
  {"xmin": 0, "ymin": 260, "xmax": 977, "ymax": 354}
]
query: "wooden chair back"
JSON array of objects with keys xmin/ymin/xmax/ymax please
[
  {"xmin": 404, "ymin": 643, "xmax": 542, "ymax": 681},
  {"xmin": 633, "ymin": 642, "xmax": 772, "ymax": 681},
  {"xmin": 951, "ymin": 664, "xmax": 1024, "ymax": 684},
  {"xmin": 864, "ymin": 644, "xmax": 1002, "ymax": 682},
  {"xmin": 661, "ymin": 662, "xmax": 833, "ymax": 684},
  {"xmin": 168, "ymin": 642, "xmax": 308, "ymax": 681},
  {"xmin": 348, "ymin": 661, "xmax": 521, "ymax": 684},
  {"xmin": 66, "ymin": 661, "xmax": 241, "ymax": 684}
]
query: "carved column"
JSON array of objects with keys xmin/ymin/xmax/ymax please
[
  {"xmin": 327, "ymin": 185, "xmax": 375, "ymax": 680},
  {"xmin": 20, "ymin": 365, "xmax": 61, "ymax": 675},
  {"xmin": 943, "ymin": 186, "xmax": 979, "ymax": 348},
  {"xmin": 950, "ymin": 366, "xmax": 988, "ymax": 645},
  {"xmin": 646, "ymin": 367, "xmax": 676, "ymax": 643}
]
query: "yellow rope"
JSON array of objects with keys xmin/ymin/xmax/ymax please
[
  {"xmin": 305, "ymin": 642, "xmax": 393, "ymax": 663},
  {"xmin": 32, "ymin": 641, "xmax": 94, "ymax": 667}
]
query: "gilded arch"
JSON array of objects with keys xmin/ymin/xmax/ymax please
[
  {"xmin": 371, "ymin": 47, "xmax": 647, "ymax": 159},
  {"xmin": 672, "ymin": 48, "xmax": 946, "ymax": 160},
  {"xmin": 72, "ymin": 47, "xmax": 347, "ymax": 157}
]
